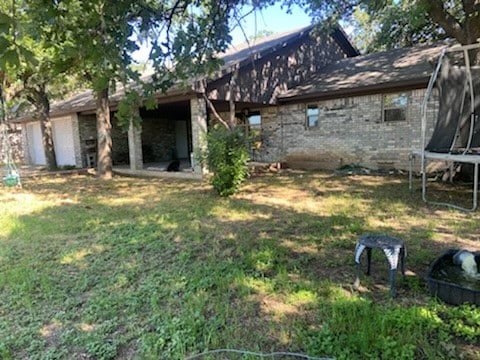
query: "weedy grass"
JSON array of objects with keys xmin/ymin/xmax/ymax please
[{"xmin": 0, "ymin": 171, "xmax": 479, "ymax": 359}]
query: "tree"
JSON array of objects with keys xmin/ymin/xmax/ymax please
[
  {"xmin": 350, "ymin": 3, "xmax": 446, "ymax": 52},
  {"xmin": 0, "ymin": 1, "xmax": 62, "ymax": 170},
  {"xmin": 40, "ymin": 0, "xmax": 141, "ymax": 179},
  {"xmin": 301, "ymin": 0, "xmax": 480, "ymax": 56},
  {"xmin": 35, "ymin": 0, "xmax": 263, "ymax": 179},
  {"xmin": 249, "ymin": 29, "xmax": 275, "ymax": 41},
  {"xmin": 2, "ymin": 0, "xmax": 279, "ymax": 183},
  {"xmin": 35, "ymin": 0, "xmax": 284, "ymax": 180}
]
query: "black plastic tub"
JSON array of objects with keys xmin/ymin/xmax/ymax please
[{"xmin": 426, "ymin": 249, "xmax": 480, "ymax": 306}]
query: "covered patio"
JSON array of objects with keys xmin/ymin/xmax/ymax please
[{"xmin": 76, "ymin": 95, "xmax": 208, "ymax": 178}]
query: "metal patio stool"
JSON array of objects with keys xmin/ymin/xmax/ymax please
[{"xmin": 354, "ymin": 234, "xmax": 406, "ymax": 297}]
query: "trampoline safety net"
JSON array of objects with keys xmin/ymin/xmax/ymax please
[
  {"xmin": 426, "ymin": 55, "xmax": 480, "ymax": 153},
  {"xmin": 411, "ymin": 42, "xmax": 480, "ymax": 211}
]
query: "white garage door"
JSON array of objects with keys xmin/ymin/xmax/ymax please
[
  {"xmin": 26, "ymin": 122, "xmax": 46, "ymax": 165},
  {"xmin": 52, "ymin": 117, "xmax": 76, "ymax": 166}
]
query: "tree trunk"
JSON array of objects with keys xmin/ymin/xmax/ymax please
[
  {"xmin": 96, "ymin": 87, "xmax": 113, "ymax": 179},
  {"xmin": 35, "ymin": 90, "xmax": 57, "ymax": 171},
  {"xmin": 423, "ymin": 0, "xmax": 480, "ymax": 63}
]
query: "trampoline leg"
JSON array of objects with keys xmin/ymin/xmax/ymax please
[
  {"xmin": 366, "ymin": 248, "xmax": 372, "ymax": 276},
  {"xmin": 389, "ymin": 269, "xmax": 397, "ymax": 298},
  {"xmin": 473, "ymin": 163, "xmax": 478, "ymax": 211},
  {"xmin": 421, "ymin": 159, "xmax": 427, "ymax": 203},
  {"xmin": 354, "ymin": 263, "xmax": 361, "ymax": 290},
  {"xmin": 409, "ymin": 154, "xmax": 414, "ymax": 191}
]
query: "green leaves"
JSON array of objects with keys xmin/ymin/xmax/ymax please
[
  {"xmin": 202, "ymin": 125, "xmax": 250, "ymax": 196},
  {"xmin": 0, "ymin": 11, "xmax": 18, "ymax": 69},
  {"xmin": 115, "ymin": 90, "xmax": 143, "ymax": 130},
  {"xmin": 0, "ymin": 11, "xmax": 13, "ymax": 33},
  {"xmin": 0, "ymin": 49, "xmax": 19, "ymax": 69},
  {"xmin": 0, "ymin": 34, "xmax": 9, "ymax": 51},
  {"xmin": 307, "ymin": 0, "xmax": 474, "ymax": 52}
]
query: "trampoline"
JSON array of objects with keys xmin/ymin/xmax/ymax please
[{"xmin": 410, "ymin": 42, "xmax": 480, "ymax": 211}]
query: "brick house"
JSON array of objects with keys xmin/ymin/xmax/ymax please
[
  {"xmin": 254, "ymin": 44, "xmax": 443, "ymax": 170},
  {"xmin": 15, "ymin": 25, "xmax": 443, "ymax": 176}
]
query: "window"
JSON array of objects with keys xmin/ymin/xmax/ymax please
[
  {"xmin": 235, "ymin": 111, "xmax": 261, "ymax": 137},
  {"xmin": 247, "ymin": 112, "xmax": 262, "ymax": 152},
  {"xmin": 247, "ymin": 112, "xmax": 261, "ymax": 129},
  {"xmin": 382, "ymin": 93, "xmax": 409, "ymax": 122},
  {"xmin": 306, "ymin": 105, "xmax": 319, "ymax": 127}
]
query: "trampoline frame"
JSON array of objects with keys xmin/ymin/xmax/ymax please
[{"xmin": 409, "ymin": 42, "xmax": 480, "ymax": 212}]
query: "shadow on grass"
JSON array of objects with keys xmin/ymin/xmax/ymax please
[{"xmin": 0, "ymin": 173, "xmax": 478, "ymax": 359}]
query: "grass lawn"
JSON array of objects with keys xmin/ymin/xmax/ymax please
[{"xmin": 0, "ymin": 170, "xmax": 479, "ymax": 359}]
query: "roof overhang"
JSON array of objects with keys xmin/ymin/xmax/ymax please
[
  {"xmin": 278, "ymin": 77, "xmax": 430, "ymax": 104},
  {"xmin": 12, "ymin": 86, "xmax": 198, "ymax": 123}
]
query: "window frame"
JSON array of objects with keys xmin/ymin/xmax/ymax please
[
  {"xmin": 246, "ymin": 111, "xmax": 262, "ymax": 155},
  {"xmin": 382, "ymin": 92, "xmax": 410, "ymax": 123},
  {"xmin": 306, "ymin": 104, "xmax": 319, "ymax": 128},
  {"xmin": 247, "ymin": 111, "xmax": 262, "ymax": 130}
]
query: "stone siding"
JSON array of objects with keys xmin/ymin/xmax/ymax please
[
  {"xmin": 78, "ymin": 114, "xmax": 131, "ymax": 166},
  {"xmin": 70, "ymin": 114, "xmax": 83, "ymax": 168},
  {"xmin": 190, "ymin": 97, "xmax": 207, "ymax": 174},
  {"xmin": 142, "ymin": 117, "xmax": 176, "ymax": 162},
  {"xmin": 128, "ymin": 118, "xmax": 143, "ymax": 170},
  {"xmin": 111, "ymin": 121, "xmax": 129, "ymax": 165},
  {"xmin": 250, "ymin": 89, "xmax": 437, "ymax": 170},
  {"xmin": 78, "ymin": 115, "xmax": 97, "ymax": 167}
]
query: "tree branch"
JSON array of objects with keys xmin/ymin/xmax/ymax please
[
  {"xmin": 462, "ymin": 0, "xmax": 476, "ymax": 14},
  {"xmin": 423, "ymin": 1, "xmax": 468, "ymax": 43},
  {"xmin": 464, "ymin": 0, "xmax": 480, "ymax": 45},
  {"xmin": 202, "ymin": 92, "xmax": 231, "ymax": 130}
]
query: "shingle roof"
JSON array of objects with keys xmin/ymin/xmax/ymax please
[
  {"xmin": 219, "ymin": 24, "xmax": 358, "ymax": 69},
  {"xmin": 50, "ymin": 89, "xmax": 95, "ymax": 116},
  {"xmin": 32, "ymin": 79, "xmax": 193, "ymax": 119},
  {"xmin": 279, "ymin": 42, "xmax": 447, "ymax": 101},
  {"xmin": 35, "ymin": 25, "xmax": 326, "ymax": 118},
  {"xmin": 30, "ymin": 85, "xmax": 137, "ymax": 119},
  {"xmin": 220, "ymin": 25, "xmax": 315, "ymax": 68},
  {"xmin": 14, "ymin": 24, "xmax": 358, "ymax": 121},
  {"xmin": 41, "ymin": 25, "xmax": 351, "ymax": 118}
]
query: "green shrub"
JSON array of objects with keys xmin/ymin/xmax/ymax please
[{"xmin": 202, "ymin": 125, "xmax": 250, "ymax": 196}]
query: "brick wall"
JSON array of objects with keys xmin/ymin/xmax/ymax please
[
  {"xmin": 79, "ymin": 110, "xmax": 190, "ymax": 167},
  {"xmin": 70, "ymin": 114, "xmax": 83, "ymax": 168},
  {"xmin": 250, "ymin": 88, "xmax": 437, "ymax": 170},
  {"xmin": 78, "ymin": 115, "xmax": 97, "ymax": 167},
  {"xmin": 111, "ymin": 120, "xmax": 129, "ymax": 165},
  {"xmin": 190, "ymin": 97, "xmax": 207, "ymax": 174},
  {"xmin": 141, "ymin": 117, "xmax": 176, "ymax": 162},
  {"xmin": 78, "ymin": 114, "xmax": 131, "ymax": 166}
]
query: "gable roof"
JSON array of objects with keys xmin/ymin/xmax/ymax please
[
  {"xmin": 20, "ymin": 24, "xmax": 357, "ymax": 120},
  {"xmin": 279, "ymin": 42, "xmax": 447, "ymax": 102},
  {"xmin": 40, "ymin": 83, "xmax": 194, "ymax": 119},
  {"xmin": 219, "ymin": 25, "xmax": 358, "ymax": 69},
  {"xmin": 14, "ymin": 24, "xmax": 358, "ymax": 121}
]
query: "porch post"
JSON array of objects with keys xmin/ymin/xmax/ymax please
[
  {"xmin": 190, "ymin": 96, "xmax": 208, "ymax": 175},
  {"xmin": 70, "ymin": 114, "xmax": 83, "ymax": 168},
  {"xmin": 128, "ymin": 116, "xmax": 143, "ymax": 171}
]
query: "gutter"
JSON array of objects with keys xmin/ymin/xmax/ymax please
[
  {"xmin": 12, "ymin": 85, "xmax": 198, "ymax": 123},
  {"xmin": 278, "ymin": 78, "xmax": 430, "ymax": 104}
]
